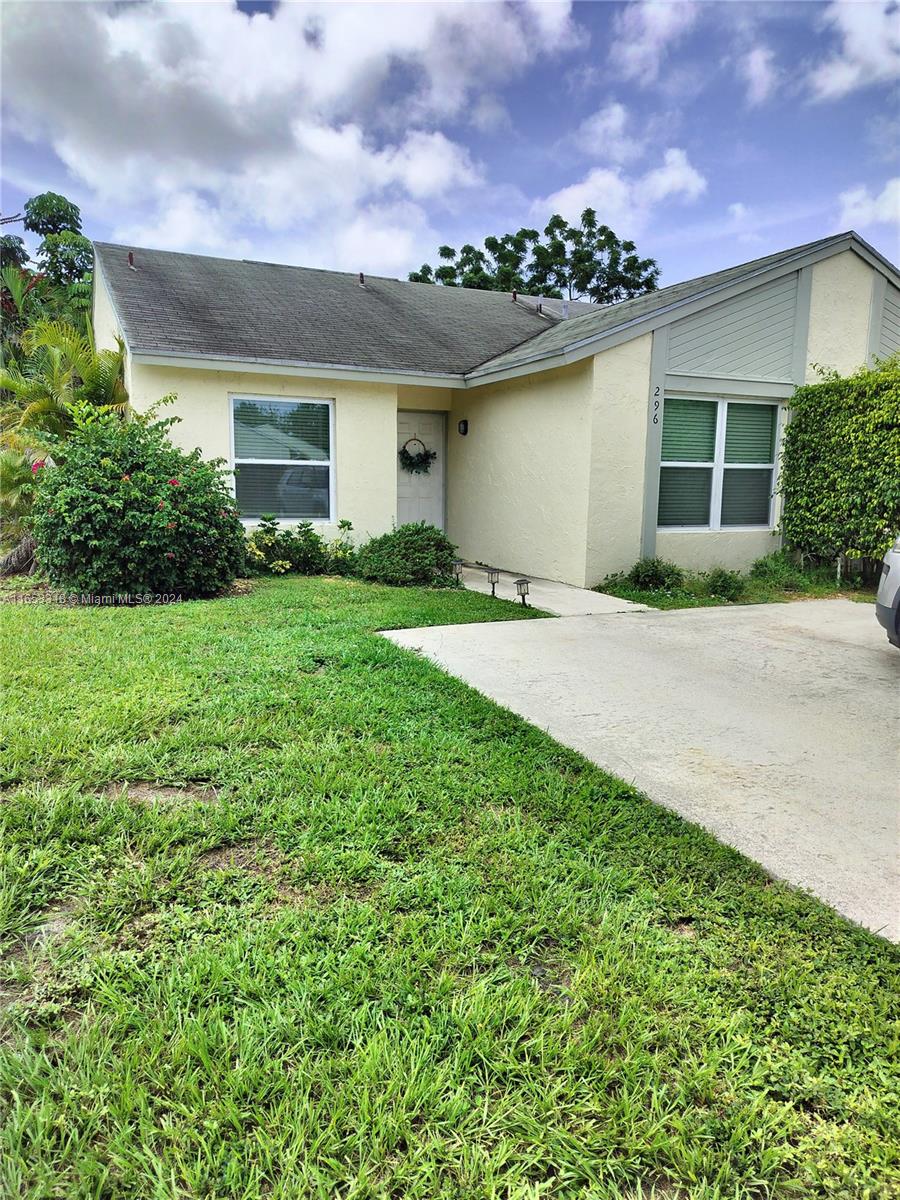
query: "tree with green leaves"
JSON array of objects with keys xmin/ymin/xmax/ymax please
[
  {"xmin": 36, "ymin": 230, "xmax": 94, "ymax": 286},
  {"xmin": 23, "ymin": 191, "xmax": 82, "ymax": 238},
  {"xmin": 0, "ymin": 235, "xmax": 28, "ymax": 271},
  {"xmin": 2, "ymin": 192, "xmax": 94, "ymax": 371},
  {"xmin": 409, "ymin": 208, "xmax": 659, "ymax": 305}
]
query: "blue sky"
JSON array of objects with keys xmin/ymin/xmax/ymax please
[{"xmin": 2, "ymin": 1, "xmax": 898, "ymax": 289}]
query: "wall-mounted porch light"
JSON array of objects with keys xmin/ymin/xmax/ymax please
[
  {"xmin": 515, "ymin": 578, "xmax": 530, "ymax": 606},
  {"xmin": 457, "ymin": 419, "xmax": 468, "ymax": 436},
  {"xmin": 486, "ymin": 566, "xmax": 500, "ymax": 597}
]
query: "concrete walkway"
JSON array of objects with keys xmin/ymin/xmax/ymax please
[
  {"xmin": 459, "ymin": 565, "xmax": 647, "ymax": 617},
  {"xmin": 386, "ymin": 598, "xmax": 900, "ymax": 940}
]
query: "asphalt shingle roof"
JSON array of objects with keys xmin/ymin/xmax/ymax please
[
  {"xmin": 96, "ymin": 232, "xmax": 894, "ymax": 381},
  {"xmin": 94, "ymin": 243, "xmax": 567, "ymax": 376}
]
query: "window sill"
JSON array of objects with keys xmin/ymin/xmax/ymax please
[
  {"xmin": 240, "ymin": 516, "xmax": 334, "ymax": 526},
  {"xmin": 657, "ymin": 525, "xmax": 776, "ymax": 534}
]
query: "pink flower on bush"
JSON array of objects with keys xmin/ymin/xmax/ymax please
[
  {"xmin": 157, "ymin": 501, "xmax": 166, "ymax": 510},
  {"xmin": 168, "ymin": 478, "xmax": 181, "ymax": 486},
  {"xmin": 166, "ymin": 521, "xmax": 176, "ymax": 529},
  {"xmin": 165, "ymin": 552, "xmax": 175, "ymax": 559},
  {"xmin": 31, "ymin": 460, "xmax": 45, "ymax": 473}
]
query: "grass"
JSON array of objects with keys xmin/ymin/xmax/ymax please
[{"xmin": 1, "ymin": 576, "xmax": 897, "ymax": 1200}]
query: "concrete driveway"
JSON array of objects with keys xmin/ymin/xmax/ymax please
[{"xmin": 386, "ymin": 599, "xmax": 899, "ymax": 940}]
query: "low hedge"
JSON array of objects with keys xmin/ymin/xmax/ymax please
[{"xmin": 356, "ymin": 522, "xmax": 457, "ymax": 587}]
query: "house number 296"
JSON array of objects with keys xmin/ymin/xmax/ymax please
[{"xmin": 652, "ymin": 386, "xmax": 660, "ymax": 424}]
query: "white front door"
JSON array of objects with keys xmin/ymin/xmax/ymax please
[{"xmin": 397, "ymin": 410, "xmax": 446, "ymax": 530}]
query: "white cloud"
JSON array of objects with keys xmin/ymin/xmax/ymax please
[
  {"xmin": 609, "ymin": 1, "xmax": 700, "ymax": 83},
  {"xmin": 330, "ymin": 202, "xmax": 434, "ymax": 275},
  {"xmin": 739, "ymin": 45, "xmax": 778, "ymax": 106},
  {"xmin": 0, "ymin": 0, "xmax": 577, "ymax": 273},
  {"xmin": 809, "ymin": 1, "xmax": 900, "ymax": 100},
  {"xmin": 114, "ymin": 191, "xmax": 252, "ymax": 256},
  {"xmin": 538, "ymin": 169, "xmax": 634, "ymax": 229},
  {"xmin": 535, "ymin": 147, "xmax": 707, "ymax": 235},
  {"xmin": 574, "ymin": 103, "xmax": 643, "ymax": 164},
  {"xmin": 838, "ymin": 178, "xmax": 900, "ymax": 230},
  {"xmin": 469, "ymin": 95, "xmax": 511, "ymax": 134},
  {"xmin": 639, "ymin": 148, "xmax": 707, "ymax": 205},
  {"xmin": 385, "ymin": 131, "xmax": 480, "ymax": 199},
  {"xmin": 725, "ymin": 202, "xmax": 763, "ymax": 245},
  {"xmin": 868, "ymin": 108, "xmax": 900, "ymax": 164}
]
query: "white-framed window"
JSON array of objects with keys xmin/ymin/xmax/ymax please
[
  {"xmin": 657, "ymin": 396, "xmax": 779, "ymax": 530},
  {"xmin": 231, "ymin": 395, "xmax": 334, "ymax": 521}
]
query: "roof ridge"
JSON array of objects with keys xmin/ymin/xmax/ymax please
[{"xmin": 465, "ymin": 230, "xmax": 899, "ymax": 380}]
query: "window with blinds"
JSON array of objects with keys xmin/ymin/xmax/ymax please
[
  {"xmin": 658, "ymin": 397, "xmax": 777, "ymax": 529},
  {"xmin": 232, "ymin": 396, "xmax": 333, "ymax": 519}
]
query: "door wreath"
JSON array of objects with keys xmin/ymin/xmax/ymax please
[{"xmin": 398, "ymin": 437, "xmax": 438, "ymax": 474}]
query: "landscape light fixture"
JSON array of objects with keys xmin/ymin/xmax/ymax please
[
  {"xmin": 515, "ymin": 578, "xmax": 530, "ymax": 606},
  {"xmin": 486, "ymin": 566, "xmax": 500, "ymax": 597},
  {"xmin": 452, "ymin": 559, "xmax": 463, "ymax": 583}
]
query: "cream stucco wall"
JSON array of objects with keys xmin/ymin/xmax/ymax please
[
  {"xmin": 128, "ymin": 362, "xmax": 403, "ymax": 542},
  {"xmin": 656, "ymin": 529, "xmax": 779, "ymax": 572},
  {"xmin": 92, "ymin": 265, "xmax": 134, "ymax": 395},
  {"xmin": 584, "ymin": 333, "xmax": 652, "ymax": 584},
  {"xmin": 447, "ymin": 361, "xmax": 593, "ymax": 585},
  {"xmin": 92, "ymin": 265, "xmax": 121, "ymax": 352},
  {"xmin": 397, "ymin": 384, "xmax": 454, "ymax": 412},
  {"xmin": 804, "ymin": 251, "xmax": 875, "ymax": 381}
]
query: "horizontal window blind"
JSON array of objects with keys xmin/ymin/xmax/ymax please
[
  {"xmin": 233, "ymin": 399, "xmax": 330, "ymax": 461},
  {"xmin": 658, "ymin": 466, "xmax": 712, "ymax": 526},
  {"xmin": 657, "ymin": 397, "xmax": 779, "ymax": 530},
  {"xmin": 235, "ymin": 464, "xmax": 330, "ymax": 519},
  {"xmin": 724, "ymin": 403, "xmax": 776, "ymax": 464},
  {"xmin": 661, "ymin": 398, "xmax": 717, "ymax": 462},
  {"xmin": 721, "ymin": 468, "xmax": 772, "ymax": 526}
]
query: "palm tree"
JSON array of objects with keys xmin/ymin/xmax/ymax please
[
  {"xmin": 0, "ymin": 318, "xmax": 128, "ymax": 570},
  {"xmin": 1, "ymin": 319, "xmax": 127, "ymax": 447}
]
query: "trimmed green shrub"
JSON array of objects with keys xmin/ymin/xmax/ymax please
[
  {"xmin": 780, "ymin": 357, "xmax": 900, "ymax": 567},
  {"xmin": 31, "ymin": 417, "xmax": 246, "ymax": 597},
  {"xmin": 626, "ymin": 557, "xmax": 685, "ymax": 591},
  {"xmin": 246, "ymin": 515, "xmax": 328, "ymax": 575},
  {"xmin": 703, "ymin": 566, "xmax": 745, "ymax": 601},
  {"xmin": 357, "ymin": 522, "xmax": 457, "ymax": 587}
]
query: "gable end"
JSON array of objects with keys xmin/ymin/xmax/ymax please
[
  {"xmin": 880, "ymin": 284, "xmax": 900, "ymax": 359},
  {"xmin": 666, "ymin": 273, "xmax": 799, "ymax": 383}
]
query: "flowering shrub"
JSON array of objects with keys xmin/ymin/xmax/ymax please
[{"xmin": 31, "ymin": 417, "xmax": 246, "ymax": 597}]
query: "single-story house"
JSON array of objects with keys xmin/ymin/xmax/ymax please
[{"xmin": 92, "ymin": 232, "xmax": 899, "ymax": 587}]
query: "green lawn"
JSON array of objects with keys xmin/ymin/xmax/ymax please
[{"xmin": 1, "ymin": 578, "xmax": 897, "ymax": 1200}]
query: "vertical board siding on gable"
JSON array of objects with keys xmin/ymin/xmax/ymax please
[
  {"xmin": 880, "ymin": 285, "xmax": 900, "ymax": 359},
  {"xmin": 666, "ymin": 274, "xmax": 799, "ymax": 381}
]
